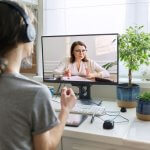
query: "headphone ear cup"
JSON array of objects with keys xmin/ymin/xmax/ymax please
[
  {"xmin": 26, "ymin": 24, "xmax": 36, "ymax": 42},
  {"xmin": 0, "ymin": 1, "xmax": 36, "ymax": 42}
]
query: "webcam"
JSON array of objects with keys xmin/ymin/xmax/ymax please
[{"xmin": 103, "ymin": 120, "xmax": 114, "ymax": 129}]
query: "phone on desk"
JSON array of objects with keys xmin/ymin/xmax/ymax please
[{"xmin": 66, "ymin": 114, "xmax": 88, "ymax": 127}]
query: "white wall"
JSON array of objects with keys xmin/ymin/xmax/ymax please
[
  {"xmin": 43, "ymin": 0, "xmax": 150, "ymax": 35},
  {"xmin": 43, "ymin": 0, "xmax": 127, "ymax": 35}
]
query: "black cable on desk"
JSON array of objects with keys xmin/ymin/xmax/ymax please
[
  {"xmin": 90, "ymin": 100, "xmax": 103, "ymax": 123},
  {"xmin": 96, "ymin": 111, "xmax": 129, "ymax": 123}
]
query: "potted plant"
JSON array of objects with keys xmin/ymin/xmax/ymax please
[
  {"xmin": 117, "ymin": 25, "xmax": 150, "ymax": 108},
  {"xmin": 136, "ymin": 92, "xmax": 150, "ymax": 121}
]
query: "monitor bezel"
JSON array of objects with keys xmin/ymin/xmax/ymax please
[{"xmin": 41, "ymin": 33, "xmax": 119, "ymax": 85}]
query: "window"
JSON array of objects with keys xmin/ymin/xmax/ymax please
[
  {"xmin": 20, "ymin": 1, "xmax": 38, "ymax": 74},
  {"xmin": 43, "ymin": 0, "xmax": 150, "ymax": 81}
]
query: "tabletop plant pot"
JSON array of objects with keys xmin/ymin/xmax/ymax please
[
  {"xmin": 117, "ymin": 83, "xmax": 140, "ymax": 108},
  {"xmin": 136, "ymin": 92, "xmax": 150, "ymax": 121},
  {"xmin": 117, "ymin": 25, "xmax": 150, "ymax": 108}
]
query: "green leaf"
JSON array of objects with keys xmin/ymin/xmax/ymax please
[
  {"xmin": 119, "ymin": 25, "xmax": 150, "ymax": 85},
  {"xmin": 139, "ymin": 92, "xmax": 150, "ymax": 101}
]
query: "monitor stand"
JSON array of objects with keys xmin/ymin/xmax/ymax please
[{"xmin": 72, "ymin": 83, "xmax": 92, "ymax": 105}]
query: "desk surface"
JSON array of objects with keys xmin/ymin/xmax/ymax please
[{"xmin": 52, "ymin": 99, "xmax": 150, "ymax": 150}]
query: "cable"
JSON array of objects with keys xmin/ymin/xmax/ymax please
[
  {"xmin": 54, "ymin": 83, "xmax": 62, "ymax": 96},
  {"xmin": 114, "ymin": 115, "xmax": 129, "ymax": 123},
  {"xmin": 110, "ymin": 111, "xmax": 121, "ymax": 121},
  {"xmin": 90, "ymin": 100, "xmax": 103, "ymax": 123},
  {"xmin": 96, "ymin": 110, "xmax": 129, "ymax": 123},
  {"xmin": 51, "ymin": 83, "xmax": 62, "ymax": 101}
]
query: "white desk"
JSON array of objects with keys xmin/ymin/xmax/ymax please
[{"xmin": 53, "ymin": 100, "xmax": 150, "ymax": 150}]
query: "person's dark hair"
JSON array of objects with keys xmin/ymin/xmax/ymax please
[
  {"xmin": 0, "ymin": 1, "xmax": 35, "ymax": 74},
  {"xmin": 70, "ymin": 41, "xmax": 88, "ymax": 63}
]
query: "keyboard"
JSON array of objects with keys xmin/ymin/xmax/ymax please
[{"xmin": 53, "ymin": 100, "xmax": 105, "ymax": 116}]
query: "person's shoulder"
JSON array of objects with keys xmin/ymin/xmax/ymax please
[
  {"xmin": 17, "ymin": 73, "xmax": 42, "ymax": 84},
  {"xmin": 15, "ymin": 73, "xmax": 48, "ymax": 92},
  {"xmin": 86, "ymin": 58, "xmax": 95, "ymax": 64},
  {"xmin": 86, "ymin": 58, "xmax": 100, "ymax": 67}
]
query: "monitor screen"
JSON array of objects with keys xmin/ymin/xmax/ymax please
[
  {"xmin": 42, "ymin": 33, "xmax": 118, "ymax": 86},
  {"xmin": 42, "ymin": 34, "xmax": 118, "ymax": 102}
]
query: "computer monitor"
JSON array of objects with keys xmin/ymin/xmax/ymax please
[{"xmin": 41, "ymin": 34, "xmax": 118, "ymax": 103}]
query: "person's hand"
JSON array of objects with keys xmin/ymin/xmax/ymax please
[
  {"xmin": 86, "ymin": 70, "xmax": 103, "ymax": 79},
  {"xmin": 85, "ymin": 68, "xmax": 90, "ymax": 76},
  {"xmin": 86, "ymin": 73, "xmax": 96, "ymax": 79},
  {"xmin": 64, "ymin": 68, "xmax": 71, "ymax": 78},
  {"xmin": 60, "ymin": 87, "xmax": 77, "ymax": 113},
  {"xmin": 85, "ymin": 68, "xmax": 95, "ymax": 79}
]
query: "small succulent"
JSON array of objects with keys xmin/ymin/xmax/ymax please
[{"xmin": 138, "ymin": 92, "xmax": 150, "ymax": 101}]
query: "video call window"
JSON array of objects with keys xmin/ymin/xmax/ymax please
[{"xmin": 42, "ymin": 34, "xmax": 118, "ymax": 85}]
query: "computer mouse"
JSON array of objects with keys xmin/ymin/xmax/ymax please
[{"xmin": 103, "ymin": 120, "xmax": 114, "ymax": 129}]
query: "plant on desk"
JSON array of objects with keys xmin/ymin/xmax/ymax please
[
  {"xmin": 136, "ymin": 92, "xmax": 150, "ymax": 121},
  {"xmin": 117, "ymin": 25, "xmax": 150, "ymax": 108}
]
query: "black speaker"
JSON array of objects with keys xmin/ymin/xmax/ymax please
[{"xmin": 0, "ymin": 0, "xmax": 36, "ymax": 42}]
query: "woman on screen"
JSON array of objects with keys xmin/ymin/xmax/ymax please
[{"xmin": 54, "ymin": 41, "xmax": 110, "ymax": 79}]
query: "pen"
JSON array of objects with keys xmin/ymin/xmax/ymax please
[
  {"xmin": 90, "ymin": 113, "xmax": 95, "ymax": 123},
  {"xmin": 90, "ymin": 100, "xmax": 103, "ymax": 124},
  {"xmin": 97, "ymin": 100, "xmax": 102, "ymax": 106}
]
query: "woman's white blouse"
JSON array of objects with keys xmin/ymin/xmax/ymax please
[{"xmin": 53, "ymin": 57, "xmax": 110, "ymax": 78}]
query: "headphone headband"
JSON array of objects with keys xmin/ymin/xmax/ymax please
[{"xmin": 0, "ymin": 0, "xmax": 36, "ymax": 42}]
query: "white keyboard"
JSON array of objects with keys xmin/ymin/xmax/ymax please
[{"xmin": 53, "ymin": 100, "xmax": 105, "ymax": 116}]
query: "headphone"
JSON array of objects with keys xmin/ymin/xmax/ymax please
[{"xmin": 0, "ymin": 0, "xmax": 36, "ymax": 42}]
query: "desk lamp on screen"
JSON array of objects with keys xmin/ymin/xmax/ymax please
[{"xmin": 41, "ymin": 33, "xmax": 118, "ymax": 104}]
